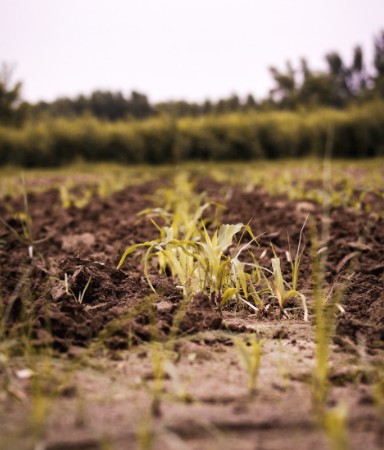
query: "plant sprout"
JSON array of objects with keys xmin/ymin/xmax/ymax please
[
  {"xmin": 0, "ymin": 174, "xmax": 34, "ymax": 257},
  {"xmin": 50, "ymin": 273, "xmax": 93, "ymax": 305},
  {"xmin": 271, "ymin": 254, "xmax": 308, "ymax": 321},
  {"xmin": 234, "ymin": 336, "xmax": 264, "ymax": 392},
  {"xmin": 118, "ymin": 175, "xmax": 309, "ymax": 320}
]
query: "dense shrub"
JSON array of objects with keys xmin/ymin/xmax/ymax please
[{"xmin": 0, "ymin": 101, "xmax": 384, "ymax": 167}]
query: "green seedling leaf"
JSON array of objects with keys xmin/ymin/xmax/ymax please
[
  {"xmin": 220, "ymin": 288, "xmax": 236, "ymax": 305},
  {"xmin": 234, "ymin": 336, "xmax": 264, "ymax": 392},
  {"xmin": 217, "ymin": 223, "xmax": 243, "ymax": 251},
  {"xmin": 117, "ymin": 242, "xmax": 155, "ymax": 269},
  {"xmin": 249, "ymin": 281, "xmax": 263, "ymax": 306},
  {"xmin": 271, "ymin": 257, "xmax": 285, "ymax": 306},
  {"xmin": 150, "ymin": 218, "xmax": 164, "ymax": 234},
  {"xmin": 160, "ymin": 249, "xmax": 186, "ymax": 285},
  {"xmin": 217, "ymin": 258, "xmax": 230, "ymax": 288},
  {"xmin": 283, "ymin": 290, "xmax": 308, "ymax": 321},
  {"xmin": 210, "ymin": 201, "xmax": 226, "ymax": 209},
  {"xmin": 232, "ymin": 257, "xmax": 248, "ymax": 298}
]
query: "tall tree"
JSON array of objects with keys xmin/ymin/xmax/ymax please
[
  {"xmin": 373, "ymin": 30, "xmax": 384, "ymax": 97},
  {"xmin": 0, "ymin": 64, "xmax": 23, "ymax": 125},
  {"xmin": 374, "ymin": 30, "xmax": 384, "ymax": 76},
  {"xmin": 269, "ymin": 61, "xmax": 296, "ymax": 107}
]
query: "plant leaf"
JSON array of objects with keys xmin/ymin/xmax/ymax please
[{"xmin": 220, "ymin": 288, "xmax": 236, "ymax": 305}]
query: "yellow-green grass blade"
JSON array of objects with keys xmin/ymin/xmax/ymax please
[{"xmin": 144, "ymin": 243, "xmax": 161, "ymax": 292}]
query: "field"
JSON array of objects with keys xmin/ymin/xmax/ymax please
[{"xmin": 1, "ymin": 159, "xmax": 384, "ymax": 450}]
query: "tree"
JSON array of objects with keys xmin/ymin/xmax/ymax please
[
  {"xmin": 373, "ymin": 30, "xmax": 384, "ymax": 97},
  {"xmin": 350, "ymin": 46, "xmax": 367, "ymax": 92},
  {"xmin": 0, "ymin": 63, "xmax": 23, "ymax": 125},
  {"xmin": 374, "ymin": 30, "xmax": 384, "ymax": 76},
  {"xmin": 202, "ymin": 100, "xmax": 213, "ymax": 115},
  {"xmin": 244, "ymin": 94, "xmax": 257, "ymax": 111},
  {"xmin": 215, "ymin": 95, "xmax": 240, "ymax": 114},
  {"xmin": 268, "ymin": 61, "xmax": 297, "ymax": 109},
  {"xmin": 325, "ymin": 51, "xmax": 351, "ymax": 104}
]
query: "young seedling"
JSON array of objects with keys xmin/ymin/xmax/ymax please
[
  {"xmin": 288, "ymin": 213, "xmax": 308, "ymax": 292},
  {"xmin": 59, "ymin": 183, "xmax": 94, "ymax": 209},
  {"xmin": 137, "ymin": 413, "xmax": 155, "ymax": 450},
  {"xmin": 270, "ymin": 249, "xmax": 308, "ymax": 321},
  {"xmin": 323, "ymin": 403, "xmax": 350, "ymax": 450},
  {"xmin": 118, "ymin": 220, "xmax": 261, "ymax": 309},
  {"xmin": 310, "ymin": 215, "xmax": 334, "ymax": 419},
  {"xmin": 118, "ymin": 180, "xmax": 311, "ymax": 320},
  {"xmin": 234, "ymin": 336, "xmax": 264, "ymax": 393},
  {"xmin": 165, "ymin": 361, "xmax": 193, "ymax": 403},
  {"xmin": 0, "ymin": 174, "xmax": 34, "ymax": 257},
  {"xmin": 50, "ymin": 273, "xmax": 92, "ymax": 305},
  {"xmin": 65, "ymin": 273, "xmax": 92, "ymax": 305},
  {"xmin": 150, "ymin": 341, "xmax": 164, "ymax": 416}
]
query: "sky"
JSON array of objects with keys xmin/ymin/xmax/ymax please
[{"xmin": 1, "ymin": 0, "xmax": 384, "ymax": 104}]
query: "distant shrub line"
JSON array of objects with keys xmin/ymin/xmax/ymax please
[{"xmin": 1, "ymin": 101, "xmax": 383, "ymax": 167}]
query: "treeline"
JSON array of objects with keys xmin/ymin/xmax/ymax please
[
  {"xmin": 1, "ymin": 101, "xmax": 383, "ymax": 167},
  {"xmin": 1, "ymin": 32, "xmax": 384, "ymax": 166},
  {"xmin": 1, "ymin": 31, "xmax": 384, "ymax": 125}
]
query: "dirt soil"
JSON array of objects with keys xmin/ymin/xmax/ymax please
[{"xmin": 0, "ymin": 177, "xmax": 384, "ymax": 449}]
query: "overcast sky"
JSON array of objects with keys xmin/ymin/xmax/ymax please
[{"xmin": 1, "ymin": 0, "xmax": 383, "ymax": 104}]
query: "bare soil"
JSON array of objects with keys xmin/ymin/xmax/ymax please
[{"xmin": 0, "ymin": 177, "xmax": 384, "ymax": 449}]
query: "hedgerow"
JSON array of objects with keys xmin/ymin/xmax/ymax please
[{"xmin": 0, "ymin": 101, "xmax": 383, "ymax": 167}]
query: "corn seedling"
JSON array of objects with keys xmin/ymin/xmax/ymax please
[
  {"xmin": 138, "ymin": 172, "xmax": 225, "ymax": 244},
  {"xmin": 60, "ymin": 184, "xmax": 94, "ymax": 209},
  {"xmin": 373, "ymin": 370, "xmax": 384, "ymax": 416},
  {"xmin": 165, "ymin": 361, "xmax": 193, "ymax": 403},
  {"xmin": 270, "ymin": 247, "xmax": 308, "ymax": 321},
  {"xmin": 147, "ymin": 305, "xmax": 168, "ymax": 416},
  {"xmin": 119, "ymin": 194, "xmax": 312, "ymax": 321},
  {"xmin": 310, "ymin": 206, "xmax": 378, "ymax": 424},
  {"xmin": 242, "ymin": 220, "xmax": 309, "ymax": 320},
  {"xmin": 288, "ymin": 213, "xmax": 308, "ymax": 291},
  {"xmin": 118, "ymin": 220, "xmax": 261, "ymax": 308},
  {"xmin": 137, "ymin": 413, "xmax": 155, "ymax": 450},
  {"xmin": 118, "ymin": 172, "xmax": 310, "ymax": 320},
  {"xmin": 0, "ymin": 261, "xmax": 35, "ymax": 343},
  {"xmin": 323, "ymin": 403, "xmax": 350, "ymax": 450},
  {"xmin": 310, "ymin": 215, "xmax": 335, "ymax": 420},
  {"xmin": 0, "ymin": 174, "xmax": 35, "ymax": 257},
  {"xmin": 277, "ymin": 340, "xmax": 290, "ymax": 389},
  {"xmin": 150, "ymin": 341, "xmax": 164, "ymax": 416},
  {"xmin": 66, "ymin": 273, "xmax": 92, "ymax": 305},
  {"xmin": 50, "ymin": 273, "xmax": 92, "ymax": 305},
  {"xmin": 234, "ymin": 336, "xmax": 264, "ymax": 393}
]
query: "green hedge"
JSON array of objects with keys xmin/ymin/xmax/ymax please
[{"xmin": 1, "ymin": 101, "xmax": 384, "ymax": 167}]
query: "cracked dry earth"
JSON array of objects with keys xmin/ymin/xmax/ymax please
[{"xmin": 0, "ymin": 177, "xmax": 384, "ymax": 450}]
